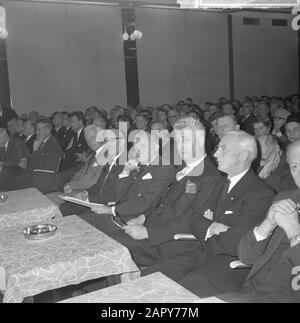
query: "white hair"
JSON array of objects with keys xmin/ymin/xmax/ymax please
[{"xmin": 226, "ymin": 130, "xmax": 258, "ymax": 162}]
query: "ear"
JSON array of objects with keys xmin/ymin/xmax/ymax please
[{"xmin": 240, "ymin": 150, "xmax": 250, "ymax": 162}]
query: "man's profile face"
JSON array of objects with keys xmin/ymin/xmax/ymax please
[
  {"xmin": 7, "ymin": 120, "xmax": 17, "ymax": 135},
  {"xmin": 70, "ymin": 116, "xmax": 82, "ymax": 132},
  {"xmin": 287, "ymin": 145, "xmax": 300, "ymax": 189},
  {"xmin": 23, "ymin": 122, "xmax": 34, "ymax": 137},
  {"xmin": 222, "ymin": 104, "xmax": 234, "ymax": 114},
  {"xmin": 85, "ymin": 130, "xmax": 101, "ymax": 151},
  {"xmin": 216, "ymin": 117, "xmax": 235, "ymax": 139},
  {"xmin": 36, "ymin": 123, "xmax": 48, "ymax": 141},
  {"xmin": 242, "ymin": 102, "xmax": 253, "ymax": 116},
  {"xmin": 214, "ymin": 135, "xmax": 241, "ymax": 174},
  {"xmin": 286, "ymin": 122, "xmax": 300, "ymax": 143}
]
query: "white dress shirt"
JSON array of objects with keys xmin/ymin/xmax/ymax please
[
  {"xmin": 228, "ymin": 168, "xmax": 249, "ymax": 193},
  {"xmin": 205, "ymin": 168, "xmax": 249, "ymax": 241},
  {"xmin": 176, "ymin": 155, "xmax": 207, "ymax": 182}
]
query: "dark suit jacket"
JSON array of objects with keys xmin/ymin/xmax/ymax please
[
  {"xmin": 240, "ymin": 114, "xmax": 256, "ymax": 135},
  {"xmin": 112, "ymin": 161, "xmax": 175, "ymax": 218},
  {"xmin": 88, "ymin": 156, "xmax": 127, "ymax": 205},
  {"xmin": 0, "ymin": 108, "xmax": 18, "ymax": 128},
  {"xmin": 24, "ymin": 134, "xmax": 36, "ymax": 154},
  {"xmin": 0, "ymin": 137, "xmax": 30, "ymax": 168},
  {"xmin": 60, "ymin": 128, "xmax": 89, "ymax": 171},
  {"xmin": 27, "ymin": 135, "xmax": 63, "ymax": 172},
  {"xmin": 238, "ymin": 189, "xmax": 300, "ymax": 303},
  {"xmin": 188, "ymin": 169, "xmax": 275, "ymax": 257},
  {"xmin": 53, "ymin": 127, "xmax": 66, "ymax": 145},
  {"xmin": 15, "ymin": 136, "xmax": 63, "ymax": 193},
  {"xmin": 60, "ymin": 127, "xmax": 75, "ymax": 151},
  {"xmin": 146, "ymin": 156, "xmax": 222, "ymax": 246}
]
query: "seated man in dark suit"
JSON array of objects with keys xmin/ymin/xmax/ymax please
[
  {"xmin": 233, "ymin": 139, "xmax": 300, "ymax": 302},
  {"xmin": 46, "ymin": 125, "xmax": 105, "ymax": 206},
  {"xmin": 0, "ymin": 128, "xmax": 30, "ymax": 191},
  {"xmin": 60, "ymin": 112, "xmax": 74, "ymax": 151},
  {"xmin": 103, "ymin": 117, "xmax": 222, "ymax": 266},
  {"xmin": 256, "ymin": 134, "xmax": 296, "ymax": 193},
  {"xmin": 59, "ymin": 130, "xmax": 127, "ymax": 216},
  {"xmin": 239, "ymin": 101, "xmax": 256, "ymax": 135},
  {"xmin": 89, "ymin": 131, "xmax": 175, "ymax": 221},
  {"xmin": 52, "ymin": 112, "xmax": 66, "ymax": 143},
  {"xmin": 14, "ymin": 119, "xmax": 63, "ymax": 194},
  {"xmin": 141, "ymin": 131, "xmax": 274, "ymax": 293},
  {"xmin": 60, "ymin": 111, "xmax": 89, "ymax": 172},
  {"xmin": 23, "ymin": 120, "xmax": 36, "ymax": 154}
]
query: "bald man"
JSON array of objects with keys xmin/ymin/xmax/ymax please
[{"xmin": 142, "ymin": 131, "xmax": 274, "ymax": 292}]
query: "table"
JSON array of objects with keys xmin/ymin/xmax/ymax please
[
  {"xmin": 0, "ymin": 188, "xmax": 62, "ymax": 229},
  {"xmin": 0, "ymin": 215, "xmax": 139, "ymax": 303},
  {"xmin": 61, "ymin": 272, "xmax": 225, "ymax": 303}
]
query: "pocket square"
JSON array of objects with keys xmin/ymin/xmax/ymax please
[
  {"xmin": 225, "ymin": 210, "xmax": 234, "ymax": 215},
  {"xmin": 142, "ymin": 173, "xmax": 152, "ymax": 180}
]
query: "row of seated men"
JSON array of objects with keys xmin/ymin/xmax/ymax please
[
  {"xmin": 43, "ymin": 116, "xmax": 299, "ymax": 303},
  {"xmin": 0, "ymin": 111, "xmax": 90, "ymax": 193},
  {"xmin": 1, "ymin": 106, "xmax": 300, "ymax": 195}
]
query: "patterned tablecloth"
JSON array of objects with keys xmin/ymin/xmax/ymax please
[
  {"xmin": 61, "ymin": 272, "xmax": 225, "ymax": 303},
  {"xmin": 0, "ymin": 188, "xmax": 62, "ymax": 229},
  {"xmin": 0, "ymin": 215, "xmax": 139, "ymax": 303}
]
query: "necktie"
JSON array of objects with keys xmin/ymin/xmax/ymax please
[
  {"xmin": 80, "ymin": 151, "xmax": 96, "ymax": 176},
  {"xmin": 219, "ymin": 178, "xmax": 231, "ymax": 202}
]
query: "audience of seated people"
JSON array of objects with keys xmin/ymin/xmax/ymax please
[{"xmin": 0, "ymin": 94, "xmax": 300, "ymax": 302}]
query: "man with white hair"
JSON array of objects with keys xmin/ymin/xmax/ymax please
[
  {"xmin": 141, "ymin": 131, "xmax": 274, "ymax": 295},
  {"xmin": 46, "ymin": 125, "xmax": 105, "ymax": 206}
]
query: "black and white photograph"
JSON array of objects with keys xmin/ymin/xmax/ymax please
[{"xmin": 0, "ymin": 0, "xmax": 300, "ymax": 307}]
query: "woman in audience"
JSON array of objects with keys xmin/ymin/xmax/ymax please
[
  {"xmin": 135, "ymin": 113, "xmax": 151, "ymax": 132},
  {"xmin": 252, "ymin": 117, "xmax": 272, "ymax": 137}
]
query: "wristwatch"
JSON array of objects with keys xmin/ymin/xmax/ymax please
[{"xmin": 289, "ymin": 233, "xmax": 300, "ymax": 248}]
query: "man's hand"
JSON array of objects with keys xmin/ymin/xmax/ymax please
[
  {"xmin": 70, "ymin": 190, "xmax": 88, "ymax": 201},
  {"xmin": 257, "ymin": 199, "xmax": 298, "ymax": 239},
  {"xmin": 91, "ymin": 205, "xmax": 112, "ymax": 215},
  {"xmin": 208, "ymin": 222, "xmax": 229, "ymax": 236},
  {"xmin": 203, "ymin": 209, "xmax": 213, "ymax": 220},
  {"xmin": 0, "ymin": 162, "xmax": 4, "ymax": 172},
  {"xmin": 126, "ymin": 214, "xmax": 146, "ymax": 226},
  {"xmin": 18, "ymin": 158, "xmax": 27, "ymax": 170},
  {"xmin": 125, "ymin": 225, "xmax": 149, "ymax": 240},
  {"xmin": 33, "ymin": 139, "xmax": 43, "ymax": 151},
  {"xmin": 273, "ymin": 199, "xmax": 300, "ymax": 240}
]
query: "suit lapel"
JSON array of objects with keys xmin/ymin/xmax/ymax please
[{"xmin": 213, "ymin": 169, "xmax": 255, "ymax": 222}]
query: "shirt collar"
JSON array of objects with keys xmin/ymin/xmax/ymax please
[
  {"xmin": 43, "ymin": 136, "xmax": 51, "ymax": 144},
  {"xmin": 109, "ymin": 152, "xmax": 122, "ymax": 171},
  {"xmin": 185, "ymin": 154, "xmax": 207, "ymax": 172},
  {"xmin": 4, "ymin": 139, "xmax": 9, "ymax": 150},
  {"xmin": 77, "ymin": 127, "xmax": 84, "ymax": 138},
  {"xmin": 26, "ymin": 134, "xmax": 34, "ymax": 141},
  {"xmin": 228, "ymin": 168, "xmax": 249, "ymax": 193}
]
